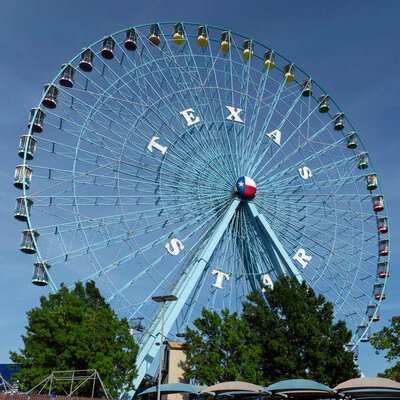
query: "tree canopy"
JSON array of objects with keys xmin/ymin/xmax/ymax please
[
  {"xmin": 370, "ymin": 315, "xmax": 400, "ymax": 381},
  {"xmin": 184, "ymin": 276, "xmax": 359, "ymax": 387},
  {"xmin": 183, "ymin": 308, "xmax": 263, "ymax": 385},
  {"xmin": 10, "ymin": 281, "xmax": 138, "ymax": 397},
  {"xmin": 242, "ymin": 276, "xmax": 359, "ymax": 386}
]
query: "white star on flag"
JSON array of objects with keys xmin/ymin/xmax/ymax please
[{"xmin": 238, "ymin": 181, "xmax": 244, "ymax": 187}]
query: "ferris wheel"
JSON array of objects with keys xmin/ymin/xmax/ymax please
[{"xmin": 14, "ymin": 22, "xmax": 389, "ymax": 387}]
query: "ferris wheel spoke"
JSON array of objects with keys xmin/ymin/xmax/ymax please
[
  {"xmin": 32, "ymin": 195, "xmax": 223, "ymax": 240},
  {"xmin": 261, "ymin": 165, "xmax": 363, "ymax": 201},
  {"xmin": 247, "ymin": 81, "xmax": 295, "ymax": 176},
  {"xmin": 132, "ymin": 32, "xmax": 228, "ymax": 163},
  {"xmin": 41, "ymin": 103, "xmax": 125, "ymax": 162},
  {"xmin": 145, "ymin": 107, "xmax": 234, "ymax": 186},
  {"xmin": 265, "ymin": 202, "xmax": 377, "ymax": 243},
  {"xmin": 253, "ymin": 200, "xmax": 376, "ymax": 314},
  {"xmin": 199, "ymin": 40, "xmax": 243, "ymax": 179},
  {"xmin": 275, "ymin": 227, "xmax": 367, "ymax": 318},
  {"xmin": 252, "ymin": 96, "xmax": 332, "ymax": 181},
  {"xmin": 134, "ymin": 110, "xmax": 233, "ymax": 181},
  {"xmin": 119, "ymin": 159, "xmax": 231, "ymax": 192},
  {"xmin": 127, "ymin": 203, "xmax": 239, "ymax": 325},
  {"xmin": 266, "ymin": 202, "xmax": 378, "ymax": 261},
  {"xmin": 111, "ymin": 36, "xmax": 232, "ymax": 167},
  {"xmin": 261, "ymin": 148, "xmax": 359, "ymax": 188},
  {"xmin": 84, "ymin": 203, "xmax": 221, "ymax": 293},
  {"xmin": 65, "ymin": 63, "xmax": 228, "ymax": 177},
  {"xmin": 228, "ymin": 40, "xmax": 260, "ymax": 174},
  {"xmin": 66, "ymin": 86, "xmax": 148, "ymax": 108},
  {"xmin": 57, "ymin": 92, "xmax": 126, "ymax": 161},
  {"xmin": 254, "ymin": 112, "xmax": 339, "ymax": 183},
  {"xmin": 249, "ymin": 85, "xmax": 306, "ymax": 177},
  {"xmin": 244, "ymin": 69, "xmax": 276, "ymax": 173},
  {"xmin": 258, "ymin": 195, "xmax": 375, "ymax": 250},
  {"xmin": 28, "ymin": 160, "xmax": 119, "ymax": 197}
]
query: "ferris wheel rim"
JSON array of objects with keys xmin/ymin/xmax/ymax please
[{"xmin": 17, "ymin": 21, "xmax": 390, "ymax": 353}]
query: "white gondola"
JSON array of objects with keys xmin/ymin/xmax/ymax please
[
  {"xmin": 318, "ymin": 95, "xmax": 330, "ymax": 113},
  {"xmin": 346, "ymin": 132, "xmax": 358, "ymax": 149},
  {"xmin": 20, "ymin": 229, "xmax": 39, "ymax": 254},
  {"xmin": 301, "ymin": 79, "xmax": 312, "ymax": 97},
  {"xmin": 14, "ymin": 197, "xmax": 33, "ymax": 222},
  {"xmin": 42, "ymin": 84, "xmax": 59, "ymax": 109},
  {"xmin": 356, "ymin": 324, "xmax": 371, "ymax": 342},
  {"xmin": 18, "ymin": 135, "xmax": 37, "ymax": 160},
  {"xmin": 79, "ymin": 48, "xmax": 95, "ymax": 72},
  {"xmin": 28, "ymin": 108, "xmax": 45, "ymax": 133},
  {"xmin": 378, "ymin": 239, "xmax": 389, "ymax": 256},
  {"xmin": 333, "ymin": 112, "xmax": 345, "ymax": 131},
  {"xmin": 101, "ymin": 37, "xmax": 116, "ymax": 59},
  {"xmin": 377, "ymin": 217, "xmax": 388, "ymax": 234},
  {"xmin": 59, "ymin": 64, "xmax": 75, "ymax": 87},
  {"xmin": 14, "ymin": 165, "xmax": 33, "ymax": 190},
  {"xmin": 366, "ymin": 174, "xmax": 377, "ymax": 190},
  {"xmin": 373, "ymin": 195, "xmax": 384, "ymax": 212},
  {"xmin": 366, "ymin": 304, "xmax": 380, "ymax": 322},
  {"xmin": 357, "ymin": 153, "xmax": 369, "ymax": 169},
  {"xmin": 377, "ymin": 261, "xmax": 389, "ymax": 278},
  {"xmin": 125, "ymin": 28, "xmax": 138, "ymax": 51},
  {"xmin": 32, "ymin": 262, "xmax": 51, "ymax": 286},
  {"xmin": 373, "ymin": 283, "xmax": 386, "ymax": 300}
]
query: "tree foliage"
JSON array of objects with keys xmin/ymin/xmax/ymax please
[
  {"xmin": 242, "ymin": 276, "xmax": 359, "ymax": 386},
  {"xmin": 10, "ymin": 281, "xmax": 138, "ymax": 397},
  {"xmin": 370, "ymin": 315, "xmax": 400, "ymax": 381},
  {"xmin": 184, "ymin": 276, "xmax": 359, "ymax": 387},
  {"xmin": 183, "ymin": 308, "xmax": 263, "ymax": 385}
]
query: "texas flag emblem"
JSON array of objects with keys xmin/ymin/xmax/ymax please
[{"xmin": 236, "ymin": 176, "xmax": 257, "ymax": 198}]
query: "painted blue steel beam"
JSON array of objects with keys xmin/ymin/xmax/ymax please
[
  {"xmin": 126, "ymin": 198, "xmax": 240, "ymax": 396},
  {"xmin": 245, "ymin": 201, "xmax": 303, "ymax": 283}
]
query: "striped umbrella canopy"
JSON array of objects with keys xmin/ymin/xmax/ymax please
[
  {"xmin": 334, "ymin": 378, "xmax": 400, "ymax": 392},
  {"xmin": 334, "ymin": 378, "xmax": 400, "ymax": 399},
  {"xmin": 200, "ymin": 382, "xmax": 266, "ymax": 395}
]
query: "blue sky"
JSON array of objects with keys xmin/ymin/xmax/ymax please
[{"xmin": 1, "ymin": 0, "xmax": 399, "ymax": 380}]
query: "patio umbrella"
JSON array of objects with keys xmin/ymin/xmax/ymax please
[
  {"xmin": 139, "ymin": 383, "xmax": 205, "ymax": 396},
  {"xmin": 334, "ymin": 378, "xmax": 400, "ymax": 392},
  {"xmin": 200, "ymin": 382, "xmax": 266, "ymax": 395},
  {"xmin": 265, "ymin": 379, "xmax": 335, "ymax": 398},
  {"xmin": 334, "ymin": 378, "xmax": 400, "ymax": 399}
]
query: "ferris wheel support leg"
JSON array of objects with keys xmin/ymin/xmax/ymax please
[
  {"xmin": 126, "ymin": 199, "xmax": 241, "ymax": 398},
  {"xmin": 245, "ymin": 202, "xmax": 304, "ymax": 284}
]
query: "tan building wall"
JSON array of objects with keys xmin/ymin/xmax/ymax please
[{"xmin": 162, "ymin": 342, "xmax": 188, "ymax": 400}]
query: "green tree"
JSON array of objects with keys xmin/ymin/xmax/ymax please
[
  {"xmin": 183, "ymin": 308, "xmax": 263, "ymax": 385},
  {"xmin": 242, "ymin": 276, "xmax": 359, "ymax": 386},
  {"xmin": 10, "ymin": 281, "xmax": 138, "ymax": 397},
  {"xmin": 370, "ymin": 315, "xmax": 400, "ymax": 381}
]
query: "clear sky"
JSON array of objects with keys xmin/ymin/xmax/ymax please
[{"xmin": 1, "ymin": 0, "xmax": 399, "ymax": 380}]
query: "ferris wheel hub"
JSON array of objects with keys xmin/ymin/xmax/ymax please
[{"xmin": 236, "ymin": 176, "xmax": 257, "ymax": 198}]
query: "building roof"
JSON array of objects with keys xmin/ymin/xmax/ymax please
[{"xmin": 166, "ymin": 342, "xmax": 185, "ymax": 350}]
